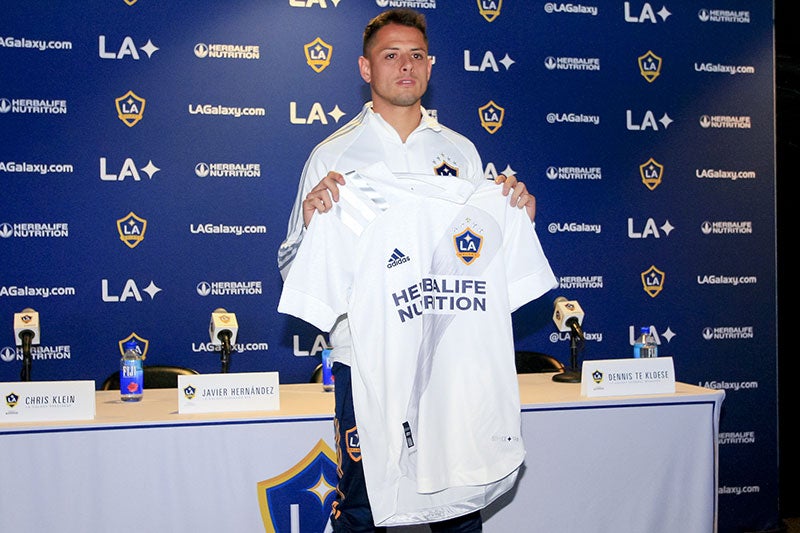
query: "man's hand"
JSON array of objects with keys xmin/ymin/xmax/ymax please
[
  {"xmin": 303, "ymin": 171, "xmax": 346, "ymax": 227},
  {"xmin": 496, "ymin": 174, "xmax": 536, "ymax": 222}
]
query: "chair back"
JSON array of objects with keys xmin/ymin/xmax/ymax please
[
  {"xmin": 514, "ymin": 351, "xmax": 565, "ymax": 373},
  {"xmin": 100, "ymin": 365, "xmax": 200, "ymax": 390},
  {"xmin": 309, "ymin": 364, "xmax": 323, "ymax": 383}
]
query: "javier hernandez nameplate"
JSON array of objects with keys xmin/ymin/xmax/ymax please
[
  {"xmin": 177, "ymin": 371, "xmax": 280, "ymax": 414},
  {"xmin": 580, "ymin": 357, "xmax": 675, "ymax": 397}
]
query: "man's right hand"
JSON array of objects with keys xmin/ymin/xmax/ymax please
[{"xmin": 302, "ymin": 171, "xmax": 346, "ymax": 227}]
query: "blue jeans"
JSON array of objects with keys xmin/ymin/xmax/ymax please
[{"xmin": 329, "ymin": 363, "xmax": 482, "ymax": 533}]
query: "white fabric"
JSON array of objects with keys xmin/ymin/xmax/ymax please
[
  {"xmin": 278, "ymin": 166, "xmax": 558, "ymax": 525},
  {"xmin": 277, "ymin": 102, "xmax": 487, "ymax": 368}
]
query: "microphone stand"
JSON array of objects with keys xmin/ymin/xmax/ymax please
[
  {"xmin": 220, "ymin": 343, "xmax": 231, "ymax": 374},
  {"xmin": 20, "ymin": 334, "xmax": 32, "ymax": 382},
  {"xmin": 552, "ymin": 330, "xmax": 582, "ymax": 383},
  {"xmin": 21, "ymin": 350, "xmax": 32, "ymax": 381},
  {"xmin": 216, "ymin": 331, "xmax": 232, "ymax": 373}
]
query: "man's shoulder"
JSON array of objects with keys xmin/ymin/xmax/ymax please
[
  {"xmin": 317, "ymin": 112, "xmax": 368, "ymax": 148},
  {"xmin": 307, "ymin": 110, "xmax": 371, "ymax": 163},
  {"xmin": 430, "ymin": 120, "xmax": 477, "ymax": 147}
]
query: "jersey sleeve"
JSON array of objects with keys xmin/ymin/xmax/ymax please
[
  {"xmin": 276, "ymin": 153, "xmax": 331, "ymax": 281},
  {"xmin": 277, "ymin": 209, "xmax": 356, "ymax": 332},
  {"xmin": 503, "ymin": 205, "xmax": 558, "ymax": 311}
]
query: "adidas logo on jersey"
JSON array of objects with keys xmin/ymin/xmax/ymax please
[{"xmin": 387, "ymin": 248, "xmax": 410, "ymax": 268}]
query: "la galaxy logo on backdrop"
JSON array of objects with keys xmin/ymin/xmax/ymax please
[
  {"xmin": 115, "ymin": 90, "xmax": 146, "ymax": 127},
  {"xmin": 639, "ymin": 157, "xmax": 664, "ymax": 190},
  {"xmin": 477, "ymin": 0, "xmax": 502, "ymax": 22},
  {"xmin": 118, "ymin": 333, "xmax": 149, "ymax": 360},
  {"xmin": 479, "ymin": 100, "xmax": 504, "ymax": 133},
  {"xmin": 304, "ymin": 37, "xmax": 332, "ymax": 72},
  {"xmin": 117, "ymin": 212, "xmax": 147, "ymax": 248},
  {"xmin": 638, "ymin": 50, "xmax": 662, "ymax": 82},
  {"xmin": 641, "ymin": 265, "xmax": 665, "ymax": 297}
]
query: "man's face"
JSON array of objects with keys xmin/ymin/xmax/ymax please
[{"xmin": 359, "ymin": 23, "xmax": 431, "ymax": 109}]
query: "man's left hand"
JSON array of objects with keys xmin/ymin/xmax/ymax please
[{"xmin": 496, "ymin": 174, "xmax": 536, "ymax": 222}]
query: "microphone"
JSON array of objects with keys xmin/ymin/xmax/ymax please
[
  {"xmin": 551, "ymin": 297, "xmax": 585, "ymax": 384},
  {"xmin": 552, "ymin": 296, "xmax": 585, "ymax": 340},
  {"xmin": 14, "ymin": 308, "xmax": 40, "ymax": 351},
  {"xmin": 209, "ymin": 308, "xmax": 238, "ymax": 373},
  {"xmin": 14, "ymin": 308, "xmax": 40, "ymax": 381},
  {"xmin": 209, "ymin": 308, "xmax": 238, "ymax": 353}
]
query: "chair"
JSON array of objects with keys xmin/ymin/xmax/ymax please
[
  {"xmin": 309, "ymin": 363, "xmax": 323, "ymax": 383},
  {"xmin": 100, "ymin": 365, "xmax": 200, "ymax": 391},
  {"xmin": 514, "ymin": 351, "xmax": 565, "ymax": 374}
]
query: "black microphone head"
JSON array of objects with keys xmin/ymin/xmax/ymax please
[
  {"xmin": 217, "ymin": 329, "xmax": 233, "ymax": 356},
  {"xmin": 566, "ymin": 317, "xmax": 585, "ymax": 339}
]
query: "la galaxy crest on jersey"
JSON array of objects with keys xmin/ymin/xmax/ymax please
[
  {"xmin": 345, "ymin": 426, "xmax": 361, "ymax": 461},
  {"xmin": 453, "ymin": 227, "xmax": 483, "ymax": 265},
  {"xmin": 432, "ymin": 153, "xmax": 459, "ymax": 176},
  {"xmin": 434, "ymin": 161, "xmax": 458, "ymax": 176}
]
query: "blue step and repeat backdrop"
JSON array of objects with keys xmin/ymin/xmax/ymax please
[{"xmin": 0, "ymin": 1, "xmax": 776, "ymax": 531}]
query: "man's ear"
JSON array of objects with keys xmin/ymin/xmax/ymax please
[{"xmin": 358, "ymin": 56, "xmax": 371, "ymax": 83}]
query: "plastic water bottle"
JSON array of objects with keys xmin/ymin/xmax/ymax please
[
  {"xmin": 321, "ymin": 348, "xmax": 334, "ymax": 392},
  {"xmin": 642, "ymin": 330, "xmax": 659, "ymax": 358},
  {"xmin": 633, "ymin": 327, "xmax": 658, "ymax": 358},
  {"xmin": 633, "ymin": 327, "xmax": 648, "ymax": 358},
  {"xmin": 120, "ymin": 340, "xmax": 144, "ymax": 402}
]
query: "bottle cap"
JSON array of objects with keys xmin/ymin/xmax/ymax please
[{"xmin": 124, "ymin": 340, "xmax": 138, "ymax": 352}]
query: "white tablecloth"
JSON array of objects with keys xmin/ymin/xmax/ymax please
[{"xmin": 0, "ymin": 374, "xmax": 724, "ymax": 533}]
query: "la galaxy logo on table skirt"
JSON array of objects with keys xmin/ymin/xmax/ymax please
[{"xmin": 257, "ymin": 439, "xmax": 338, "ymax": 533}]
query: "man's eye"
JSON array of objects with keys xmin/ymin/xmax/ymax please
[{"xmin": 385, "ymin": 53, "xmax": 396, "ymax": 60}]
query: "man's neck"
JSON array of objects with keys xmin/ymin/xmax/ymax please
[{"xmin": 371, "ymin": 102, "xmax": 423, "ymax": 143}]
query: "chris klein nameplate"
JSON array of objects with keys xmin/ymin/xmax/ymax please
[{"xmin": 1, "ymin": 380, "xmax": 96, "ymax": 423}]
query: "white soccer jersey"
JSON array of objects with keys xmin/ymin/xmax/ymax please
[
  {"xmin": 277, "ymin": 102, "xmax": 486, "ymax": 367},
  {"xmin": 278, "ymin": 166, "xmax": 558, "ymax": 525}
]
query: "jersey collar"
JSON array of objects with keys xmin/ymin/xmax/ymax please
[{"xmin": 364, "ymin": 102, "xmax": 443, "ymax": 138}]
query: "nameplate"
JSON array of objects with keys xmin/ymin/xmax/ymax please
[
  {"xmin": 177, "ymin": 372, "xmax": 279, "ymax": 414},
  {"xmin": 580, "ymin": 357, "xmax": 675, "ymax": 397},
  {"xmin": 1, "ymin": 381, "xmax": 96, "ymax": 423}
]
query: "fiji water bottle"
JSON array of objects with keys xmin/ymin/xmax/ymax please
[
  {"xmin": 633, "ymin": 327, "xmax": 658, "ymax": 358},
  {"xmin": 321, "ymin": 348, "xmax": 334, "ymax": 392},
  {"xmin": 120, "ymin": 340, "xmax": 144, "ymax": 402},
  {"xmin": 642, "ymin": 330, "xmax": 659, "ymax": 358},
  {"xmin": 633, "ymin": 327, "xmax": 649, "ymax": 358}
]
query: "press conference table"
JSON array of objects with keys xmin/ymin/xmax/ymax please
[{"xmin": 0, "ymin": 374, "xmax": 724, "ymax": 533}]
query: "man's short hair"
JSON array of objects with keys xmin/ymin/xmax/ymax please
[{"xmin": 362, "ymin": 8, "xmax": 428, "ymax": 56}]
